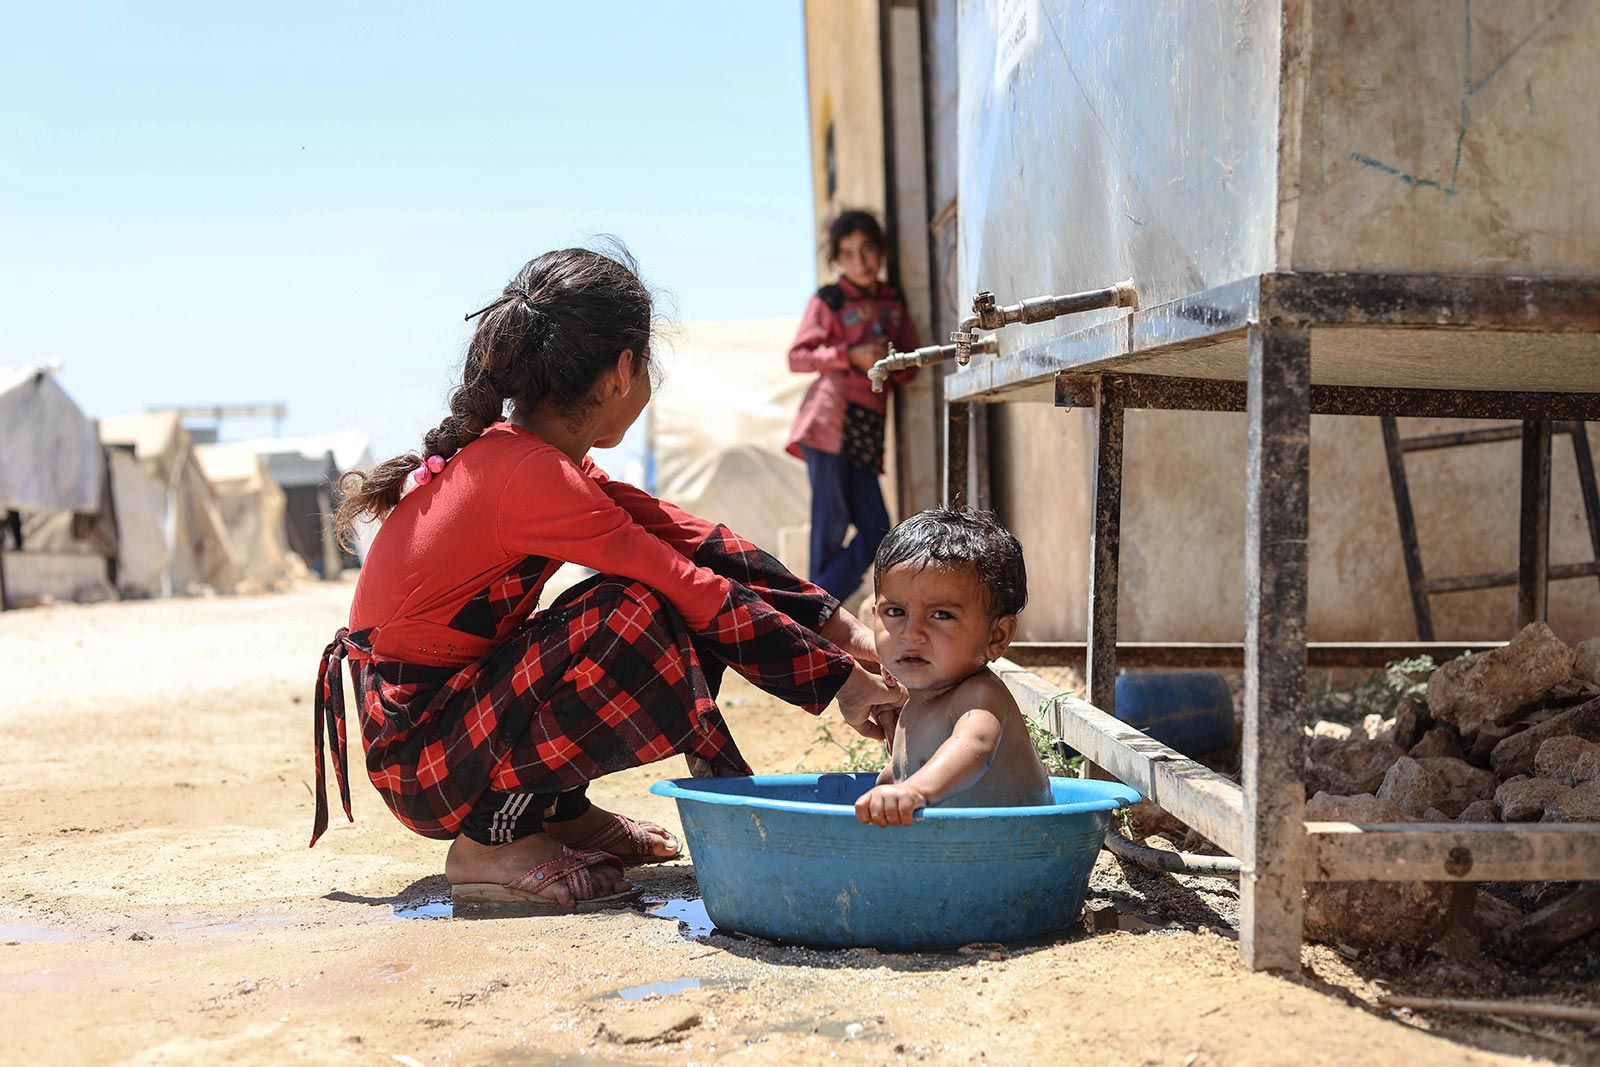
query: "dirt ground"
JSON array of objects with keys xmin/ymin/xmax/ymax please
[{"xmin": 2, "ymin": 579, "xmax": 1595, "ymax": 1066}]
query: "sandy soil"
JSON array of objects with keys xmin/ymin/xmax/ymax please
[{"xmin": 1, "ymin": 580, "xmax": 1593, "ymax": 1066}]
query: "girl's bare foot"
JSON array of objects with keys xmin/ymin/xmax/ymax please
[{"xmin": 445, "ymin": 833, "xmax": 633, "ymax": 907}]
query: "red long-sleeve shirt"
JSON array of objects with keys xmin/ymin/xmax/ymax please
[
  {"xmin": 351, "ymin": 422, "xmax": 769, "ymax": 666},
  {"xmin": 785, "ymin": 276, "xmax": 919, "ymax": 460}
]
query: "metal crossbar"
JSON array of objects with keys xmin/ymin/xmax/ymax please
[{"xmin": 1380, "ymin": 417, "xmax": 1600, "ymax": 639}]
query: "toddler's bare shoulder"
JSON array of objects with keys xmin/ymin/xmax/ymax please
[{"xmin": 955, "ymin": 669, "xmax": 1022, "ymax": 716}]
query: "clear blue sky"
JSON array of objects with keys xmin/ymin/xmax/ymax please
[{"xmin": 1, "ymin": 3, "xmax": 818, "ymax": 462}]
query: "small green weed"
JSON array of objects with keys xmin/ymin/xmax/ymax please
[
  {"xmin": 1304, "ymin": 655, "xmax": 1438, "ymax": 726},
  {"xmin": 1027, "ymin": 704, "xmax": 1082, "ymax": 777},
  {"xmin": 799, "ymin": 718, "xmax": 887, "ymax": 773}
]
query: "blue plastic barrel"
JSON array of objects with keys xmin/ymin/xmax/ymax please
[
  {"xmin": 650, "ymin": 773, "xmax": 1140, "ymax": 950},
  {"xmin": 1056, "ymin": 671, "xmax": 1235, "ymax": 760}
]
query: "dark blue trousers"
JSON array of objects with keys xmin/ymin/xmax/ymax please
[{"xmin": 802, "ymin": 446, "xmax": 891, "ymax": 601}]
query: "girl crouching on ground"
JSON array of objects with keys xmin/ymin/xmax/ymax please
[{"xmin": 312, "ymin": 243, "xmax": 903, "ymax": 910}]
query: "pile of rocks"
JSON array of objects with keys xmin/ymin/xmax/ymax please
[{"xmin": 1302, "ymin": 623, "xmax": 1600, "ymax": 956}]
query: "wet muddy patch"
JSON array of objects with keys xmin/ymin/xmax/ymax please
[{"xmin": 1, "ymin": 921, "xmax": 81, "ymax": 944}]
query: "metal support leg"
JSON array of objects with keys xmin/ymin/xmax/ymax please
[
  {"xmin": 1516, "ymin": 420, "xmax": 1552, "ymax": 630},
  {"xmin": 945, "ymin": 402, "xmax": 970, "ymax": 507},
  {"xmin": 1379, "ymin": 416, "xmax": 1435, "ymax": 640},
  {"xmin": 969, "ymin": 403, "xmax": 992, "ymax": 512},
  {"xmin": 1240, "ymin": 319, "xmax": 1310, "ymax": 972},
  {"xmin": 1082, "ymin": 376, "xmax": 1124, "ymax": 781},
  {"xmin": 1568, "ymin": 422, "xmax": 1600, "ymax": 595}
]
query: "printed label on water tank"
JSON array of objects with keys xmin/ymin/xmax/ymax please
[{"xmin": 994, "ymin": 0, "xmax": 1040, "ymax": 89}]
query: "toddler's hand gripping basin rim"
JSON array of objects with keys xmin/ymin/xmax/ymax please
[{"xmin": 649, "ymin": 773, "xmax": 1142, "ymax": 950}]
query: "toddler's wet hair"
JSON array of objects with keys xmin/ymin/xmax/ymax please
[{"xmin": 873, "ymin": 506, "xmax": 1027, "ymax": 617}]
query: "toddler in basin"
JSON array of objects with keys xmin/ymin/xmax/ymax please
[{"xmin": 855, "ymin": 507, "xmax": 1052, "ymax": 826}]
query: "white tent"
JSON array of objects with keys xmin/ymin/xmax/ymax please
[
  {"xmin": 194, "ymin": 444, "xmax": 310, "ymax": 593},
  {"xmin": 649, "ymin": 319, "xmax": 811, "ymax": 573},
  {"xmin": 99, "ymin": 412, "xmax": 244, "ymax": 598},
  {"xmin": 0, "ymin": 366, "xmax": 102, "ymax": 514},
  {"xmin": 229, "ymin": 433, "xmax": 378, "ymax": 571},
  {"xmin": 0, "ymin": 367, "xmax": 115, "ymax": 605}
]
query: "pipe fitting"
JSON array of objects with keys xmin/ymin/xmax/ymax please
[
  {"xmin": 951, "ymin": 279, "xmax": 1138, "ymax": 364},
  {"xmin": 868, "ymin": 336, "xmax": 998, "ymax": 393}
]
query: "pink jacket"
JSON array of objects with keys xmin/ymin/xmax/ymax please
[{"xmin": 784, "ymin": 276, "xmax": 919, "ymax": 463}]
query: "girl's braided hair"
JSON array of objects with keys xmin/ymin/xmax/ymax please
[{"xmin": 334, "ymin": 241, "xmax": 655, "ymax": 546}]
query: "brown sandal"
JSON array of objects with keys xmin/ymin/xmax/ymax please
[
  {"xmin": 450, "ymin": 847, "xmax": 641, "ymax": 910},
  {"xmin": 563, "ymin": 813, "xmax": 682, "ymax": 867}
]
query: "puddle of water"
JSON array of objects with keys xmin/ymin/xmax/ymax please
[
  {"xmin": 0, "ymin": 922, "xmax": 80, "ymax": 944},
  {"xmin": 617, "ymin": 976, "xmax": 702, "ymax": 1000},
  {"xmin": 392, "ymin": 898, "xmax": 453, "ymax": 921},
  {"xmin": 645, "ymin": 897, "xmax": 714, "ymax": 939}
]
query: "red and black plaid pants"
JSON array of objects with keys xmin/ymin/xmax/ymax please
[{"xmin": 312, "ymin": 527, "xmax": 852, "ymax": 845}]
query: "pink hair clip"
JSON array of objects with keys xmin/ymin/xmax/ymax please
[{"xmin": 426, "ymin": 454, "xmax": 446, "ymax": 473}]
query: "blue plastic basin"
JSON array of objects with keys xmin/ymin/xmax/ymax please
[{"xmin": 649, "ymin": 773, "xmax": 1141, "ymax": 950}]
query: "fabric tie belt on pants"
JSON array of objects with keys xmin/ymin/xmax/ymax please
[{"xmin": 310, "ymin": 626, "xmax": 370, "ymax": 847}]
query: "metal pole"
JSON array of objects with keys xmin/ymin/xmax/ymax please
[
  {"xmin": 1083, "ymin": 375, "xmax": 1124, "ymax": 782},
  {"xmin": 1516, "ymin": 420, "xmax": 1552, "ymax": 630},
  {"xmin": 1567, "ymin": 422, "xmax": 1600, "ymax": 595},
  {"xmin": 969, "ymin": 403, "xmax": 991, "ymax": 511},
  {"xmin": 945, "ymin": 400, "xmax": 970, "ymax": 506},
  {"xmin": 1379, "ymin": 416, "xmax": 1435, "ymax": 640},
  {"xmin": 1240, "ymin": 317, "xmax": 1310, "ymax": 972}
]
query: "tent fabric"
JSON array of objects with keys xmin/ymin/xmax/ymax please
[
  {"xmin": 6, "ymin": 510, "xmax": 117, "ymax": 605},
  {"xmin": 103, "ymin": 446, "xmax": 170, "ymax": 598},
  {"xmin": 228, "ymin": 432, "xmax": 374, "ymax": 484},
  {"xmin": 0, "ymin": 366, "xmax": 102, "ymax": 513},
  {"xmin": 649, "ymin": 319, "xmax": 811, "ymax": 573},
  {"xmin": 195, "ymin": 443, "xmax": 310, "ymax": 592},
  {"xmin": 230, "ymin": 433, "xmax": 377, "ymax": 564},
  {"xmin": 99, "ymin": 412, "xmax": 244, "ymax": 597}
]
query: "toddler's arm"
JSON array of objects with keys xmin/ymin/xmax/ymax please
[{"xmin": 854, "ymin": 706, "xmax": 1003, "ymax": 827}]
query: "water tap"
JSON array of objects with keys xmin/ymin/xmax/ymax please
[
  {"xmin": 950, "ymin": 280, "xmax": 1138, "ymax": 364},
  {"xmin": 869, "ymin": 336, "xmax": 999, "ymax": 392}
]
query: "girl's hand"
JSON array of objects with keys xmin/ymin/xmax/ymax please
[
  {"xmin": 847, "ymin": 341, "xmax": 888, "ymax": 373},
  {"xmin": 819, "ymin": 606, "xmax": 879, "ymax": 667},
  {"xmin": 855, "ymin": 782, "xmax": 927, "ymax": 827},
  {"xmin": 835, "ymin": 663, "xmax": 906, "ymax": 742}
]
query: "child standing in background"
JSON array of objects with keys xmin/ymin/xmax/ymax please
[
  {"xmin": 785, "ymin": 210, "xmax": 919, "ymax": 602},
  {"xmin": 855, "ymin": 507, "xmax": 1053, "ymax": 826}
]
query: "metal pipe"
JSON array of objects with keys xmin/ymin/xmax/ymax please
[
  {"xmin": 868, "ymin": 336, "xmax": 997, "ymax": 393},
  {"xmin": 951, "ymin": 279, "xmax": 1139, "ymax": 364},
  {"xmin": 1104, "ymin": 824, "xmax": 1241, "ymax": 879}
]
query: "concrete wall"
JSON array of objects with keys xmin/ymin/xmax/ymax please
[
  {"xmin": 802, "ymin": 0, "xmax": 888, "ymax": 283},
  {"xmin": 803, "ymin": 0, "xmax": 910, "ymax": 525},
  {"xmin": 885, "ymin": 3, "xmax": 942, "ymax": 516}
]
